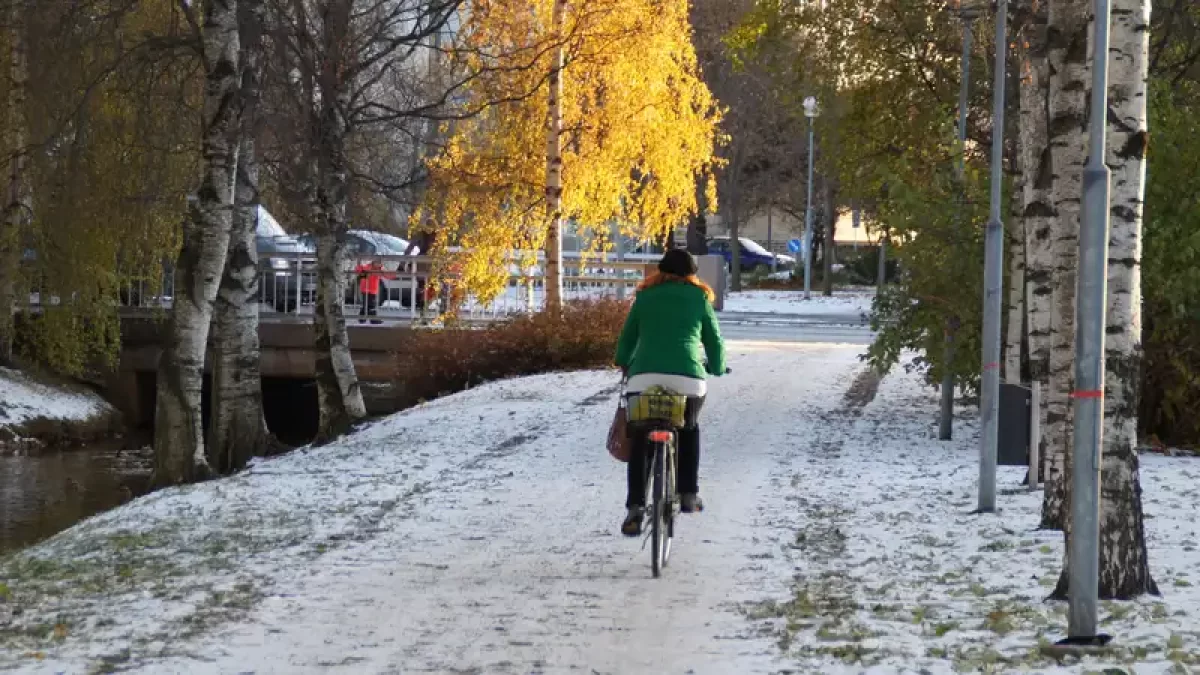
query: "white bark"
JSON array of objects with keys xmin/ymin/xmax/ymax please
[
  {"xmin": 1096, "ymin": 0, "xmax": 1155, "ymax": 598},
  {"xmin": 544, "ymin": 0, "xmax": 566, "ymax": 312},
  {"xmin": 1005, "ymin": 19, "xmax": 1027, "ymax": 386},
  {"xmin": 154, "ymin": 0, "xmax": 241, "ymax": 486},
  {"xmin": 210, "ymin": 0, "xmax": 273, "ymax": 473},
  {"xmin": 309, "ymin": 0, "xmax": 365, "ymax": 442},
  {"xmin": 1041, "ymin": 0, "xmax": 1089, "ymax": 530},
  {"xmin": 314, "ymin": 229, "xmax": 366, "ymax": 441},
  {"xmin": 0, "ymin": 1, "xmax": 29, "ymax": 364},
  {"xmin": 1020, "ymin": 0, "xmax": 1055, "ymax": 488},
  {"xmin": 1005, "ymin": 156, "xmax": 1026, "ymax": 384}
]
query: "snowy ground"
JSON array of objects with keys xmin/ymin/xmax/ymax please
[
  {"xmin": 0, "ymin": 368, "xmax": 113, "ymax": 429},
  {"xmin": 3, "ymin": 343, "xmax": 1200, "ymax": 673},
  {"xmin": 722, "ymin": 288, "xmax": 874, "ymax": 317},
  {"xmin": 750, "ymin": 366, "xmax": 1200, "ymax": 673}
]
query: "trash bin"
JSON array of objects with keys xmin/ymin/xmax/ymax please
[{"xmin": 998, "ymin": 382, "xmax": 1031, "ymax": 466}]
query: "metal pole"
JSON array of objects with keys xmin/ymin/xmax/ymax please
[
  {"xmin": 1068, "ymin": 0, "xmax": 1112, "ymax": 640},
  {"xmin": 803, "ymin": 116, "xmax": 815, "ymax": 300},
  {"xmin": 942, "ymin": 15, "xmax": 974, "ymax": 442},
  {"xmin": 977, "ymin": 0, "xmax": 1007, "ymax": 514}
]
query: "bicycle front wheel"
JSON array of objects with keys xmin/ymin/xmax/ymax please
[{"xmin": 650, "ymin": 443, "xmax": 668, "ymax": 578}]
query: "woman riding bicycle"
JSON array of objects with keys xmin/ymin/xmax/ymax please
[{"xmin": 614, "ymin": 248, "xmax": 726, "ymax": 536}]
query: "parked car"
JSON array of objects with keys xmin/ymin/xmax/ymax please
[
  {"xmin": 707, "ymin": 236, "xmax": 796, "ymax": 272},
  {"xmin": 255, "ymin": 206, "xmax": 316, "ymax": 312}
]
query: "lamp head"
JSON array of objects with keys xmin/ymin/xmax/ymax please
[{"xmin": 803, "ymin": 96, "xmax": 819, "ymax": 118}]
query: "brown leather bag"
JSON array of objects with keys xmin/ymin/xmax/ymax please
[{"xmin": 607, "ymin": 404, "xmax": 630, "ymax": 462}]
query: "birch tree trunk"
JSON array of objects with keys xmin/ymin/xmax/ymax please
[
  {"xmin": 1094, "ymin": 0, "xmax": 1156, "ymax": 597},
  {"xmin": 1004, "ymin": 35, "xmax": 1026, "ymax": 386},
  {"xmin": 1021, "ymin": 0, "xmax": 1054, "ymax": 486},
  {"xmin": 309, "ymin": 0, "xmax": 365, "ymax": 443},
  {"xmin": 543, "ymin": 0, "xmax": 567, "ymax": 313},
  {"xmin": 312, "ymin": 107, "xmax": 366, "ymax": 440},
  {"xmin": 154, "ymin": 0, "xmax": 241, "ymax": 487},
  {"xmin": 209, "ymin": 0, "xmax": 273, "ymax": 473},
  {"xmin": 1005, "ymin": 145, "xmax": 1026, "ymax": 383},
  {"xmin": 0, "ymin": 1, "xmax": 29, "ymax": 365},
  {"xmin": 1041, "ymin": 0, "xmax": 1089, "ymax": 531},
  {"xmin": 1004, "ymin": 220, "xmax": 1026, "ymax": 383}
]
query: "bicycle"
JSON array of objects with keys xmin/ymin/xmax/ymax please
[{"xmin": 623, "ymin": 367, "xmax": 730, "ymax": 578}]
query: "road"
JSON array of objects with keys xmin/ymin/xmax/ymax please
[
  {"xmin": 139, "ymin": 318, "xmax": 873, "ymax": 674},
  {"xmin": 718, "ymin": 309, "xmax": 874, "ymax": 346}
]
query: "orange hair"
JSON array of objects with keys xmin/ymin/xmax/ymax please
[{"xmin": 636, "ymin": 272, "xmax": 716, "ymax": 303}]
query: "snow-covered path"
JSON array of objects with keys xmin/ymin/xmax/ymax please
[
  {"xmin": 9, "ymin": 328, "xmax": 1200, "ymax": 672},
  {"xmin": 157, "ymin": 342, "xmax": 862, "ymax": 674}
]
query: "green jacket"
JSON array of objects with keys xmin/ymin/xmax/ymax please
[{"xmin": 614, "ymin": 280, "xmax": 726, "ymax": 380}]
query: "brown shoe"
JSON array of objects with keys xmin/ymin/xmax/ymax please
[{"xmin": 621, "ymin": 507, "xmax": 644, "ymax": 536}]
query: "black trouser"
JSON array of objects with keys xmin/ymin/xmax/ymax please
[
  {"xmin": 358, "ymin": 291, "xmax": 378, "ymax": 316},
  {"xmin": 626, "ymin": 396, "xmax": 705, "ymax": 508}
]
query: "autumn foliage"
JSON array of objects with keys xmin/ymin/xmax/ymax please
[
  {"xmin": 391, "ymin": 298, "xmax": 629, "ymax": 408},
  {"xmin": 416, "ymin": 0, "xmax": 722, "ymax": 304}
]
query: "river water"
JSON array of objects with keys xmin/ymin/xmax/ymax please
[{"xmin": 0, "ymin": 444, "xmax": 154, "ymax": 555}]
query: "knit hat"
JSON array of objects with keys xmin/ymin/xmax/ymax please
[{"xmin": 658, "ymin": 249, "xmax": 698, "ymax": 276}]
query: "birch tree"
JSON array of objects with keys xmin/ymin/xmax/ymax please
[
  {"xmin": 543, "ymin": 0, "xmax": 566, "ymax": 311},
  {"xmin": 1004, "ymin": 209, "xmax": 1026, "ymax": 383},
  {"xmin": 154, "ymin": 0, "xmax": 242, "ymax": 486},
  {"xmin": 1019, "ymin": 0, "xmax": 1054, "ymax": 484},
  {"xmin": 420, "ymin": 0, "xmax": 720, "ymax": 305},
  {"xmin": 209, "ymin": 0, "xmax": 274, "ymax": 472},
  {"xmin": 1004, "ymin": 74, "xmax": 1026, "ymax": 386},
  {"xmin": 1041, "ymin": 0, "xmax": 1090, "ymax": 531},
  {"xmin": 263, "ymin": 0, "xmax": 459, "ymax": 441},
  {"xmin": 1091, "ymin": 0, "xmax": 1155, "ymax": 597}
]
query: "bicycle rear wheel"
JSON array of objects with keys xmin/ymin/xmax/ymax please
[
  {"xmin": 663, "ymin": 442, "xmax": 676, "ymax": 565},
  {"xmin": 650, "ymin": 443, "xmax": 668, "ymax": 578}
]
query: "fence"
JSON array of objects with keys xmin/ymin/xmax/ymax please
[{"xmin": 113, "ymin": 252, "xmax": 657, "ymax": 323}]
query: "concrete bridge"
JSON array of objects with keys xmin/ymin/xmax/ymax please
[{"xmin": 108, "ymin": 314, "xmax": 418, "ymax": 435}]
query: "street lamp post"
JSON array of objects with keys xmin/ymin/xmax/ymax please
[
  {"xmin": 977, "ymin": 0, "xmax": 1008, "ymax": 514},
  {"xmin": 1066, "ymin": 0, "xmax": 1114, "ymax": 642},
  {"xmin": 802, "ymin": 96, "xmax": 818, "ymax": 300},
  {"xmin": 942, "ymin": 1, "xmax": 985, "ymax": 442}
]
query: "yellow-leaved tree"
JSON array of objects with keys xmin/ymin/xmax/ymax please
[{"xmin": 419, "ymin": 0, "xmax": 723, "ymax": 309}]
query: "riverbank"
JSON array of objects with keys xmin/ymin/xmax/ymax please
[{"xmin": 0, "ymin": 367, "xmax": 124, "ymax": 455}]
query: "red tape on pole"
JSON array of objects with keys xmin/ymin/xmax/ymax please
[
  {"xmin": 984, "ymin": 362, "xmax": 1000, "ymax": 370},
  {"xmin": 1071, "ymin": 390, "xmax": 1104, "ymax": 399}
]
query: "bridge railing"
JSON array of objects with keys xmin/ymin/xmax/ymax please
[{"xmin": 113, "ymin": 251, "xmax": 656, "ymax": 322}]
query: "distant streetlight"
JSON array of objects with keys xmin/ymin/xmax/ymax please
[{"xmin": 802, "ymin": 95, "xmax": 818, "ymax": 300}]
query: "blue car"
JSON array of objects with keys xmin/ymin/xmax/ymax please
[{"xmin": 707, "ymin": 236, "xmax": 795, "ymax": 272}]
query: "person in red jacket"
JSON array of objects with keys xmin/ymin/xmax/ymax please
[{"xmin": 355, "ymin": 259, "xmax": 393, "ymax": 324}]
